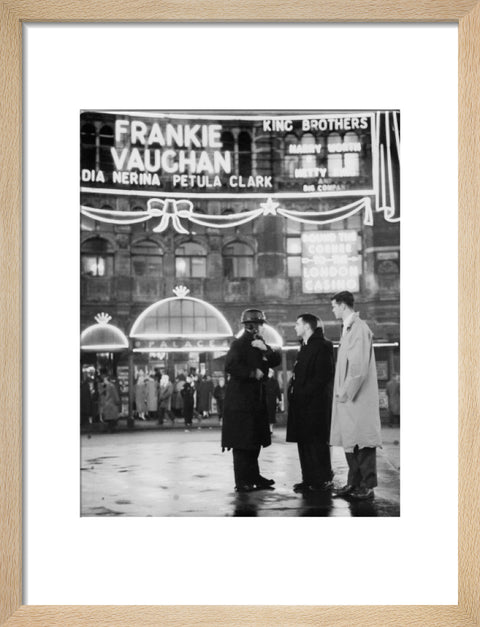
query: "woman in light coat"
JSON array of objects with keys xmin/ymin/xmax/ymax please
[
  {"xmin": 135, "ymin": 371, "xmax": 147, "ymax": 420},
  {"xmin": 158, "ymin": 374, "xmax": 174, "ymax": 424}
]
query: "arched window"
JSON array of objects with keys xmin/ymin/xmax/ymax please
[
  {"xmin": 343, "ymin": 131, "xmax": 360, "ymax": 176},
  {"xmin": 238, "ymin": 131, "xmax": 252, "ymax": 177},
  {"xmin": 221, "ymin": 131, "xmax": 235, "ymax": 152},
  {"xmin": 300, "ymin": 133, "xmax": 316, "ymax": 170},
  {"xmin": 254, "ymin": 134, "xmax": 273, "ymax": 177},
  {"xmin": 327, "ymin": 132, "xmax": 342, "ymax": 177},
  {"xmin": 131, "ymin": 240, "xmax": 163, "ymax": 277},
  {"xmin": 284, "ymin": 134, "xmax": 300, "ymax": 177},
  {"xmin": 175, "ymin": 242, "xmax": 207, "ymax": 278},
  {"xmin": 80, "ymin": 123, "xmax": 96, "ymax": 169},
  {"xmin": 81, "ymin": 237, "xmax": 114, "ymax": 277},
  {"xmin": 222, "ymin": 241, "xmax": 254, "ymax": 279},
  {"xmin": 99, "ymin": 125, "xmax": 114, "ymax": 171},
  {"xmin": 327, "ymin": 131, "xmax": 360, "ymax": 177}
]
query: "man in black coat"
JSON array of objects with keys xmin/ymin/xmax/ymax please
[
  {"xmin": 287, "ymin": 313, "xmax": 335, "ymax": 493},
  {"xmin": 222, "ymin": 309, "xmax": 281, "ymax": 492}
]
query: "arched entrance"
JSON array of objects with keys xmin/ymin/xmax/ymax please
[
  {"xmin": 129, "ymin": 286, "xmax": 234, "ymax": 421},
  {"xmin": 80, "ymin": 313, "xmax": 130, "ymax": 422}
]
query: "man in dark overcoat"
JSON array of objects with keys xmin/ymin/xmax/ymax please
[
  {"xmin": 222, "ymin": 309, "xmax": 281, "ymax": 492},
  {"xmin": 287, "ymin": 313, "xmax": 335, "ymax": 492}
]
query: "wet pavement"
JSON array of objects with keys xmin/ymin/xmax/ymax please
[{"xmin": 81, "ymin": 425, "xmax": 400, "ymax": 517}]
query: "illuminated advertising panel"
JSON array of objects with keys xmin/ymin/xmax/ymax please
[
  {"xmin": 80, "ymin": 111, "xmax": 374, "ymax": 198},
  {"xmin": 301, "ymin": 230, "xmax": 362, "ymax": 294}
]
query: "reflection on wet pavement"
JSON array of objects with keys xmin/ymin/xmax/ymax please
[{"xmin": 81, "ymin": 427, "xmax": 400, "ymax": 517}]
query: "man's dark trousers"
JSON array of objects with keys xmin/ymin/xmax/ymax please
[
  {"xmin": 297, "ymin": 436, "xmax": 333, "ymax": 486},
  {"xmin": 346, "ymin": 446, "xmax": 377, "ymax": 488},
  {"xmin": 233, "ymin": 447, "xmax": 260, "ymax": 486}
]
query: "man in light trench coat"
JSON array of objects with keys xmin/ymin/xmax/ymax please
[{"xmin": 330, "ymin": 291, "xmax": 382, "ymax": 501}]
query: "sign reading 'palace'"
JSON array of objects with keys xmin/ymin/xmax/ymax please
[
  {"xmin": 133, "ymin": 338, "xmax": 231, "ymax": 352},
  {"xmin": 80, "ymin": 112, "xmax": 374, "ymax": 195}
]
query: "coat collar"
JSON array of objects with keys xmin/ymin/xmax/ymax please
[
  {"xmin": 343, "ymin": 312, "xmax": 360, "ymax": 334},
  {"xmin": 301, "ymin": 327, "xmax": 324, "ymax": 347}
]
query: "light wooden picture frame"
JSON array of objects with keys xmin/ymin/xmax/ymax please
[{"xmin": 1, "ymin": 2, "xmax": 478, "ymax": 625}]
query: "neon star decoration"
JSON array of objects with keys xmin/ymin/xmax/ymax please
[{"xmin": 260, "ymin": 197, "xmax": 280, "ymax": 216}]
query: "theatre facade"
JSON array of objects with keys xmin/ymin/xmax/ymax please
[{"xmin": 80, "ymin": 110, "xmax": 400, "ymax": 416}]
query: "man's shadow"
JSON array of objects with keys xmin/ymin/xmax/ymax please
[
  {"xmin": 232, "ymin": 492, "xmax": 259, "ymax": 516},
  {"xmin": 299, "ymin": 491, "xmax": 334, "ymax": 517}
]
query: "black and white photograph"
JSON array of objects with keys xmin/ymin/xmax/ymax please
[{"xmin": 80, "ymin": 109, "xmax": 400, "ymax": 517}]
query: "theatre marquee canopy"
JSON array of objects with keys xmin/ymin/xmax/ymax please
[
  {"xmin": 130, "ymin": 286, "xmax": 233, "ymax": 353},
  {"xmin": 80, "ymin": 313, "xmax": 129, "ymax": 352}
]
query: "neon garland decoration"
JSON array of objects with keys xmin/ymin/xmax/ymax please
[{"xmin": 81, "ymin": 196, "xmax": 373, "ymax": 234}]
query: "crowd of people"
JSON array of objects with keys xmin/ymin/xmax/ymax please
[
  {"xmin": 81, "ymin": 363, "xmax": 283, "ymax": 433},
  {"xmin": 134, "ymin": 370, "xmax": 227, "ymax": 429},
  {"xmin": 81, "ymin": 366, "xmax": 238, "ymax": 432},
  {"xmin": 221, "ymin": 291, "xmax": 398, "ymax": 502},
  {"xmin": 81, "ymin": 367, "xmax": 122, "ymax": 432}
]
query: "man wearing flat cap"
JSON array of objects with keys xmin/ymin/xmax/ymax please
[{"xmin": 221, "ymin": 309, "xmax": 281, "ymax": 492}]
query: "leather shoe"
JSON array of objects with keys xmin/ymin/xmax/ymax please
[
  {"xmin": 254, "ymin": 483, "xmax": 275, "ymax": 490},
  {"xmin": 349, "ymin": 487, "xmax": 375, "ymax": 501},
  {"xmin": 293, "ymin": 482, "xmax": 308, "ymax": 492},
  {"xmin": 307, "ymin": 481, "xmax": 334, "ymax": 492},
  {"xmin": 332, "ymin": 484, "xmax": 355, "ymax": 497},
  {"xmin": 256, "ymin": 475, "xmax": 275, "ymax": 487},
  {"xmin": 235, "ymin": 484, "xmax": 256, "ymax": 493}
]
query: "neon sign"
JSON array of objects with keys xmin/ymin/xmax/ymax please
[
  {"xmin": 80, "ymin": 111, "xmax": 376, "ymax": 197},
  {"xmin": 133, "ymin": 338, "xmax": 230, "ymax": 352},
  {"xmin": 301, "ymin": 230, "xmax": 362, "ymax": 294},
  {"xmin": 81, "ymin": 111, "xmax": 400, "ymax": 225}
]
